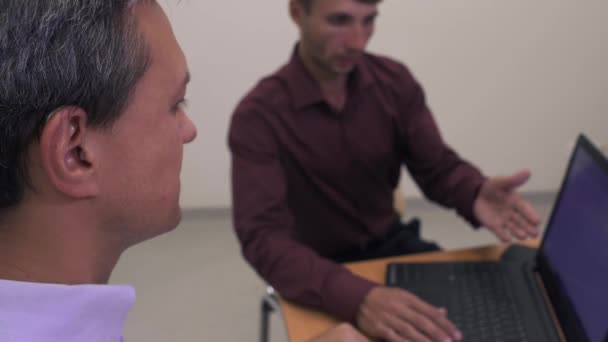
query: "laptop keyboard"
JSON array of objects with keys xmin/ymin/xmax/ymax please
[{"xmin": 389, "ymin": 262, "xmax": 529, "ymax": 342}]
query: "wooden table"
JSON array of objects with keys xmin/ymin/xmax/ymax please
[{"xmin": 279, "ymin": 240, "xmax": 540, "ymax": 342}]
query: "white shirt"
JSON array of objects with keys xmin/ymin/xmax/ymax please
[{"xmin": 0, "ymin": 279, "xmax": 135, "ymax": 342}]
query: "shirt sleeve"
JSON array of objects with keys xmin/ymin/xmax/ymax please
[
  {"xmin": 228, "ymin": 101, "xmax": 377, "ymax": 322},
  {"xmin": 393, "ymin": 64, "xmax": 486, "ymax": 226}
]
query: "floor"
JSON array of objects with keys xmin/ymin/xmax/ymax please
[{"xmin": 110, "ymin": 193, "xmax": 556, "ymax": 341}]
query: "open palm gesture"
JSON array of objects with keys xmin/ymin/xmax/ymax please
[{"xmin": 474, "ymin": 170, "xmax": 542, "ymax": 242}]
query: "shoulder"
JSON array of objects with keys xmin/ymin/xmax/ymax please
[
  {"xmin": 361, "ymin": 52, "xmax": 419, "ymax": 90},
  {"xmin": 229, "ymin": 78, "xmax": 285, "ymax": 142},
  {"xmin": 234, "ymin": 65, "xmax": 292, "ymax": 119},
  {"xmin": 229, "ymin": 69, "xmax": 291, "ymax": 148}
]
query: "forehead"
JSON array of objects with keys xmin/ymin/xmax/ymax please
[
  {"xmin": 309, "ymin": 0, "xmax": 378, "ymax": 16},
  {"xmin": 134, "ymin": 2, "xmax": 186, "ymax": 83}
]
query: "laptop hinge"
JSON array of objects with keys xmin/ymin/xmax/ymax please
[{"xmin": 532, "ymin": 269, "xmax": 568, "ymax": 342}]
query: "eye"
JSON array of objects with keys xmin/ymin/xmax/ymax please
[
  {"xmin": 364, "ymin": 15, "xmax": 377, "ymax": 27},
  {"xmin": 327, "ymin": 14, "xmax": 351, "ymax": 26},
  {"xmin": 172, "ymin": 98, "xmax": 189, "ymax": 113}
]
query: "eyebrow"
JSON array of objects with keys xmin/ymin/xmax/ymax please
[
  {"xmin": 183, "ymin": 71, "xmax": 191, "ymax": 87},
  {"xmin": 327, "ymin": 12, "xmax": 353, "ymax": 20},
  {"xmin": 174, "ymin": 71, "xmax": 190, "ymax": 99},
  {"xmin": 365, "ymin": 11, "xmax": 378, "ymax": 21},
  {"xmin": 327, "ymin": 10, "xmax": 378, "ymax": 23}
]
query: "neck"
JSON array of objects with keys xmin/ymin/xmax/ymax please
[
  {"xmin": 298, "ymin": 45, "xmax": 348, "ymax": 111},
  {"xmin": 0, "ymin": 200, "xmax": 124, "ymax": 285},
  {"xmin": 298, "ymin": 43, "xmax": 347, "ymax": 91}
]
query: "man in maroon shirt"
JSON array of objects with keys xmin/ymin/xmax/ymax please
[{"xmin": 228, "ymin": 0, "xmax": 542, "ymax": 341}]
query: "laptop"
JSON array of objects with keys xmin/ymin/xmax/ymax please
[{"xmin": 386, "ymin": 134, "xmax": 608, "ymax": 342}]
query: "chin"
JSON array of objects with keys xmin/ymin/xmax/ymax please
[
  {"xmin": 148, "ymin": 206, "xmax": 183, "ymax": 239},
  {"xmin": 333, "ymin": 65, "xmax": 355, "ymax": 76},
  {"xmin": 166, "ymin": 206, "xmax": 183, "ymax": 231}
]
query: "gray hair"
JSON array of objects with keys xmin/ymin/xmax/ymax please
[
  {"xmin": 0, "ymin": 0, "xmax": 152, "ymax": 209},
  {"xmin": 297, "ymin": 0, "xmax": 383, "ymax": 13}
]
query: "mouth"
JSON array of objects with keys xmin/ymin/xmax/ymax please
[{"xmin": 336, "ymin": 55, "xmax": 359, "ymax": 68}]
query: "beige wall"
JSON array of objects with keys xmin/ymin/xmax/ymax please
[{"xmin": 160, "ymin": 0, "xmax": 608, "ymax": 208}]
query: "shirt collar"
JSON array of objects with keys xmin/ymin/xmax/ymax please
[
  {"xmin": 278, "ymin": 44, "xmax": 375, "ymax": 110},
  {"xmin": 0, "ymin": 279, "xmax": 135, "ymax": 342}
]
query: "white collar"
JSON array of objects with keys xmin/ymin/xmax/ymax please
[{"xmin": 0, "ymin": 279, "xmax": 135, "ymax": 342}]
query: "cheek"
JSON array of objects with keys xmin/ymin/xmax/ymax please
[
  {"xmin": 365, "ymin": 27, "xmax": 374, "ymax": 42},
  {"xmin": 96, "ymin": 119, "xmax": 185, "ymax": 231},
  {"xmin": 324, "ymin": 31, "xmax": 349, "ymax": 55},
  {"xmin": 306, "ymin": 27, "xmax": 334, "ymax": 55},
  {"xmin": 128, "ymin": 135, "xmax": 183, "ymax": 224},
  {"xmin": 119, "ymin": 127, "xmax": 183, "ymax": 196},
  {"xmin": 149, "ymin": 131, "xmax": 184, "ymax": 186}
]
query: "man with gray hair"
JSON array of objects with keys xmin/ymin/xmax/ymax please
[
  {"xmin": 0, "ymin": 1, "xmax": 197, "ymax": 340},
  {"xmin": 0, "ymin": 1, "xmax": 368, "ymax": 341}
]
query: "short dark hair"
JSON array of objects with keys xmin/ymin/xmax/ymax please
[
  {"xmin": 297, "ymin": 0, "xmax": 383, "ymax": 14},
  {"xmin": 0, "ymin": 1, "xmax": 151, "ymax": 209}
]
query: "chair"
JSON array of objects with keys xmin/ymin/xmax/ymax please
[
  {"xmin": 260, "ymin": 286, "xmax": 280, "ymax": 342},
  {"xmin": 393, "ymin": 186, "xmax": 407, "ymax": 217}
]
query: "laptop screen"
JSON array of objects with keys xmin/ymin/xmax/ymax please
[{"xmin": 538, "ymin": 135, "xmax": 608, "ymax": 342}]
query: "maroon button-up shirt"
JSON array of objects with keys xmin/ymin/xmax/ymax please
[{"xmin": 228, "ymin": 48, "xmax": 485, "ymax": 322}]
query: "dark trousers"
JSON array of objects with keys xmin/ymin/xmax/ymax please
[{"xmin": 333, "ymin": 218, "xmax": 442, "ymax": 263}]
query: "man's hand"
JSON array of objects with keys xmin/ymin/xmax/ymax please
[
  {"xmin": 474, "ymin": 170, "xmax": 542, "ymax": 242},
  {"xmin": 356, "ymin": 287, "xmax": 462, "ymax": 342},
  {"xmin": 308, "ymin": 323, "xmax": 370, "ymax": 342}
]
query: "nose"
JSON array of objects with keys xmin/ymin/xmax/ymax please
[
  {"xmin": 181, "ymin": 113, "xmax": 197, "ymax": 144},
  {"xmin": 346, "ymin": 25, "xmax": 369, "ymax": 52}
]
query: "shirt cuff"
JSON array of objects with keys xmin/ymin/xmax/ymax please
[
  {"xmin": 455, "ymin": 176, "xmax": 486, "ymax": 228},
  {"xmin": 321, "ymin": 268, "xmax": 379, "ymax": 323}
]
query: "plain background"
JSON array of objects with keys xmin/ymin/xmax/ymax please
[{"xmin": 159, "ymin": 0, "xmax": 608, "ymax": 209}]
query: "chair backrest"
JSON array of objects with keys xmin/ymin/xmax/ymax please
[{"xmin": 393, "ymin": 188, "xmax": 406, "ymax": 217}]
